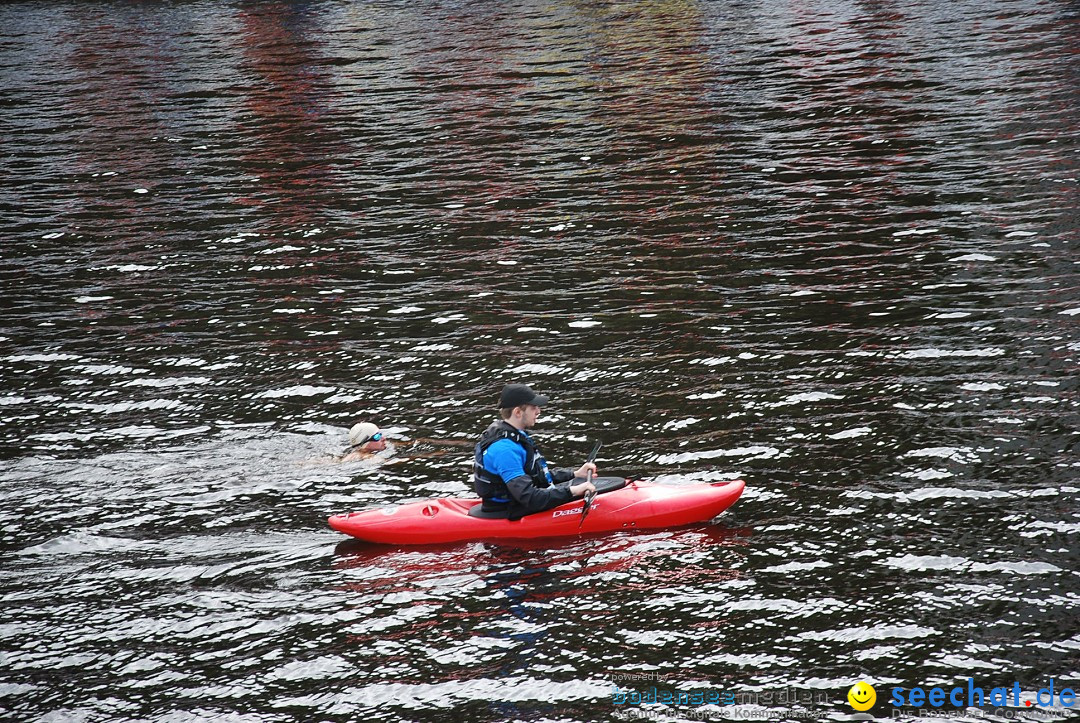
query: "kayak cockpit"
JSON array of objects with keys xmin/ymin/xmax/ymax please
[{"xmin": 465, "ymin": 477, "xmax": 630, "ymax": 520}]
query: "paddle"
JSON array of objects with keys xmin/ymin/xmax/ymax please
[{"xmin": 578, "ymin": 440, "xmax": 602, "ymax": 528}]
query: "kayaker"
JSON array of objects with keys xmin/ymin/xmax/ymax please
[
  {"xmin": 474, "ymin": 384, "xmax": 597, "ymax": 519},
  {"xmin": 341, "ymin": 421, "xmax": 388, "ymax": 462}
]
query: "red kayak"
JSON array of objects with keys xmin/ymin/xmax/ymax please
[{"xmin": 328, "ymin": 478, "xmax": 745, "ymax": 545}]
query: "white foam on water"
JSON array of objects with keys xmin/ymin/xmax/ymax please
[
  {"xmin": 654, "ymin": 446, "xmax": 780, "ymax": 465},
  {"xmin": 969, "ymin": 561, "xmax": 1062, "ymax": 575},
  {"xmin": 255, "ymin": 386, "xmax": 336, "ymax": 399},
  {"xmin": 902, "ymin": 446, "xmax": 983, "ymax": 463},
  {"xmin": 773, "ymin": 392, "xmax": 844, "ymax": 407},
  {"xmin": 506, "ymin": 363, "xmax": 570, "ymax": 375},
  {"xmin": 257, "ymin": 245, "xmax": 305, "ymax": 254},
  {"xmin": 879, "ymin": 554, "xmax": 970, "ymax": 571},
  {"xmin": 761, "ymin": 560, "xmax": 832, "ymax": 574},
  {"xmin": 6, "ymin": 353, "xmax": 83, "ymax": 362},
  {"xmin": 898, "ymin": 469, "xmax": 955, "ymax": 481},
  {"xmin": 690, "ymin": 357, "xmax": 734, "ymax": 366},
  {"xmin": 897, "ymin": 487, "xmax": 1012, "ymax": 502},
  {"xmin": 961, "ymin": 382, "xmax": 1005, "ymax": 391},
  {"xmin": 662, "ymin": 417, "xmax": 701, "ymax": 431},
  {"xmin": 794, "ymin": 623, "xmax": 938, "ymax": 641},
  {"xmin": 895, "ymin": 348, "xmax": 1005, "ymax": 359},
  {"xmin": 892, "ymin": 228, "xmax": 938, "ymax": 237},
  {"xmin": 828, "ymin": 427, "xmax": 871, "ymax": 440}
]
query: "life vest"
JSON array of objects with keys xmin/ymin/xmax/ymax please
[{"xmin": 473, "ymin": 420, "xmax": 551, "ymax": 507}]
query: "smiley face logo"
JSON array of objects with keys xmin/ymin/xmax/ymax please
[{"xmin": 848, "ymin": 681, "xmax": 876, "ymax": 711}]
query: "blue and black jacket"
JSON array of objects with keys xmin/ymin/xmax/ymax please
[{"xmin": 473, "ymin": 420, "xmax": 575, "ymax": 520}]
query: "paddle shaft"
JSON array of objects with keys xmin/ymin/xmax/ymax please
[{"xmin": 578, "ymin": 441, "xmax": 602, "ymax": 528}]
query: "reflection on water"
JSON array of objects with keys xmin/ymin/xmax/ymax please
[
  {"xmin": 1, "ymin": 0, "xmax": 1077, "ymax": 720},
  {"xmin": 329, "ymin": 529, "xmax": 749, "ymax": 715}
]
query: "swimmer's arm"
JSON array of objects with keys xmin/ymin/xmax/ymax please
[{"xmin": 393, "ymin": 438, "xmax": 474, "ymax": 448}]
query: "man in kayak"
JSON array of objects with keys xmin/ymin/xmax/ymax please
[{"xmin": 474, "ymin": 384, "xmax": 597, "ymax": 519}]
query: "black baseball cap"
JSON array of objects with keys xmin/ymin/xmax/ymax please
[{"xmin": 499, "ymin": 383, "xmax": 549, "ymax": 409}]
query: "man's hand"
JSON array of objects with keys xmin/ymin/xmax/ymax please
[
  {"xmin": 570, "ymin": 480, "xmax": 596, "ymax": 498},
  {"xmin": 574, "ymin": 462, "xmax": 598, "ymax": 479}
]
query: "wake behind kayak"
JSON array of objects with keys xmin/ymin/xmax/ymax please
[{"xmin": 328, "ymin": 478, "xmax": 745, "ymax": 545}]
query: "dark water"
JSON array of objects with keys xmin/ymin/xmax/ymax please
[{"xmin": 1, "ymin": 0, "xmax": 1078, "ymax": 721}]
